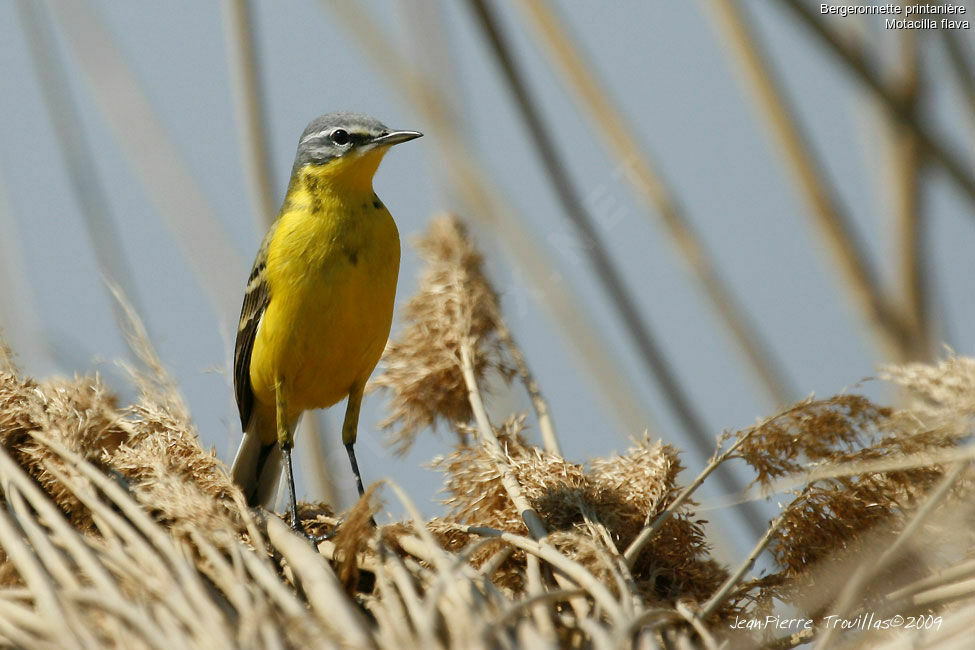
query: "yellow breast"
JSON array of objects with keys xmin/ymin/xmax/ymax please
[{"xmin": 248, "ymin": 167, "xmax": 400, "ymax": 419}]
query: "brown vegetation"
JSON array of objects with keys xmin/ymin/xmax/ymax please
[{"xmin": 0, "ymin": 216, "xmax": 972, "ymax": 649}]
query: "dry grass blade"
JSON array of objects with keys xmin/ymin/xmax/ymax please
[
  {"xmin": 456, "ymin": 524, "xmax": 626, "ymax": 626},
  {"xmin": 0, "ymin": 598, "xmax": 50, "ymax": 649},
  {"xmin": 523, "ymin": 553, "xmax": 557, "ymax": 637},
  {"xmin": 266, "ymin": 516, "xmax": 376, "ymax": 649},
  {"xmin": 385, "ymin": 480, "xmax": 458, "ymax": 574},
  {"xmin": 373, "ymin": 549, "xmax": 432, "ymax": 645},
  {"xmin": 493, "ymin": 588, "xmax": 585, "ymax": 627},
  {"xmin": 4, "ymin": 486, "xmax": 79, "ymax": 592},
  {"xmin": 886, "ymin": 557, "xmax": 975, "ymax": 605},
  {"xmin": 33, "ymin": 433, "xmax": 228, "ymax": 624},
  {"xmin": 0, "ymin": 482, "xmax": 75, "ymax": 648},
  {"xmin": 813, "ymin": 460, "xmax": 972, "ymax": 650}
]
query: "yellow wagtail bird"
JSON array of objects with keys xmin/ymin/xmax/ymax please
[{"xmin": 230, "ymin": 112, "xmax": 421, "ymax": 532}]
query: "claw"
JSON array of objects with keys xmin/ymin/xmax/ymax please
[
  {"xmin": 287, "ymin": 514, "xmax": 336, "ymax": 545},
  {"xmin": 305, "ymin": 531, "xmax": 334, "ymax": 545}
]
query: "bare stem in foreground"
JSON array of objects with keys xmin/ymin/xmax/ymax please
[
  {"xmin": 458, "ymin": 341, "xmax": 549, "ymax": 541},
  {"xmin": 814, "ymin": 460, "xmax": 972, "ymax": 649},
  {"xmin": 623, "ymin": 421, "xmax": 762, "ymax": 567},
  {"xmin": 697, "ymin": 508, "xmax": 789, "ymax": 620},
  {"xmin": 491, "ymin": 310, "xmax": 561, "ymax": 455}
]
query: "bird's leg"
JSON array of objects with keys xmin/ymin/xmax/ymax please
[
  {"xmin": 284, "ymin": 441, "xmax": 333, "ymax": 543},
  {"xmin": 341, "ymin": 383, "xmax": 376, "ymax": 529},
  {"xmin": 345, "ymin": 442, "xmax": 365, "ymax": 499},
  {"xmin": 342, "ymin": 382, "xmax": 366, "ymax": 498},
  {"xmin": 282, "ymin": 446, "xmax": 301, "ymax": 532},
  {"xmin": 275, "ymin": 380, "xmax": 301, "ymax": 533}
]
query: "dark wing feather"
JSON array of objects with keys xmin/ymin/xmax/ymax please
[{"xmin": 234, "ymin": 230, "xmax": 274, "ymax": 429}]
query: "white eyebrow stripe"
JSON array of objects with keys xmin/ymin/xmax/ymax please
[{"xmin": 300, "ymin": 129, "xmax": 334, "ymax": 145}]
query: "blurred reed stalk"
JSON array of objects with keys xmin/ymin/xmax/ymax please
[
  {"xmin": 938, "ymin": 28, "xmax": 975, "ymax": 137},
  {"xmin": 397, "ymin": 0, "xmax": 561, "ymax": 455},
  {"xmin": 886, "ymin": 557, "xmax": 975, "ymax": 610},
  {"xmin": 221, "ymin": 0, "xmax": 338, "ymax": 507},
  {"xmin": 890, "ymin": 26, "xmax": 931, "ymax": 361},
  {"xmin": 708, "ymin": 0, "xmax": 916, "ymax": 363},
  {"xmin": 16, "ymin": 0, "xmax": 146, "ymax": 324},
  {"xmin": 322, "ymin": 0, "xmax": 663, "ymax": 441},
  {"xmin": 467, "ymin": 0, "xmax": 766, "ymax": 536},
  {"xmin": 222, "ymin": 0, "xmax": 277, "ymax": 225},
  {"xmin": 46, "ymin": 0, "xmax": 245, "ymax": 322},
  {"xmin": 779, "ymin": 0, "xmax": 975, "ymax": 210},
  {"xmin": 511, "ymin": 0, "xmax": 797, "ymax": 408}
]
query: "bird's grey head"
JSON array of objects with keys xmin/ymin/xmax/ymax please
[{"xmin": 292, "ymin": 112, "xmax": 422, "ymax": 171}]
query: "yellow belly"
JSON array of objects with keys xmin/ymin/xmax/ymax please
[{"xmin": 249, "ymin": 195, "xmax": 400, "ymax": 420}]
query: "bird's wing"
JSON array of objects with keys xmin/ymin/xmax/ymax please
[{"xmin": 234, "ymin": 227, "xmax": 274, "ymax": 429}]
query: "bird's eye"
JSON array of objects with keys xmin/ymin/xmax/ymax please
[{"xmin": 330, "ymin": 129, "xmax": 350, "ymax": 145}]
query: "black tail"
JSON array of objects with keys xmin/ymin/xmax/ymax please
[{"xmin": 231, "ymin": 431, "xmax": 283, "ymax": 508}]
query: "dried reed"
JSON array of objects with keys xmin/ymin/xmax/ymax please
[{"xmin": 0, "ymin": 215, "xmax": 972, "ymax": 648}]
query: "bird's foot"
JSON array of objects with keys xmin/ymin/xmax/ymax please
[
  {"xmin": 287, "ymin": 515, "xmax": 336, "ymax": 545},
  {"xmin": 302, "ymin": 514, "xmax": 377, "ymax": 543},
  {"xmin": 304, "ymin": 529, "xmax": 335, "ymax": 545}
]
